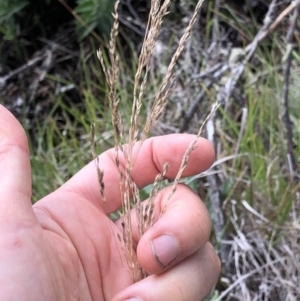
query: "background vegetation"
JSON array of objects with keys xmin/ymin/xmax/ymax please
[{"xmin": 0, "ymin": 0, "xmax": 299, "ymax": 300}]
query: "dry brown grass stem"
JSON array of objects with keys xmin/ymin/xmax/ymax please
[
  {"xmin": 139, "ymin": 162, "xmax": 170, "ymax": 237},
  {"xmin": 97, "ymin": 0, "xmax": 210, "ymax": 282},
  {"xmin": 162, "ymin": 103, "xmax": 220, "ymax": 214},
  {"xmin": 142, "ymin": 0, "xmax": 205, "ymax": 140},
  {"xmin": 259, "ymin": 1, "xmax": 299, "ymax": 42},
  {"xmin": 118, "ymin": 210, "xmax": 142, "ymax": 282},
  {"xmin": 97, "ymin": 1, "xmax": 124, "ymax": 168},
  {"xmin": 97, "ymin": 3, "xmax": 139, "ymax": 278},
  {"xmin": 129, "ymin": 0, "xmax": 172, "ymax": 166},
  {"xmin": 130, "ymin": 0, "xmax": 206, "ymax": 169},
  {"xmin": 90, "ymin": 123, "xmax": 105, "ymax": 205}
]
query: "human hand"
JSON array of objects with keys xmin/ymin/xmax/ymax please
[{"xmin": 0, "ymin": 104, "xmax": 220, "ymax": 301}]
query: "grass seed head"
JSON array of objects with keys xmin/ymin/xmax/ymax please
[{"xmin": 96, "ymin": 0, "xmax": 209, "ymax": 282}]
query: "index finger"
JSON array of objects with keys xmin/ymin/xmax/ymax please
[
  {"xmin": 0, "ymin": 105, "xmax": 35, "ymax": 222},
  {"xmin": 56, "ymin": 134, "xmax": 215, "ymax": 213}
]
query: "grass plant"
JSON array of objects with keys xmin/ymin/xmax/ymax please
[
  {"xmin": 12, "ymin": 0, "xmax": 300, "ymax": 299},
  {"xmin": 96, "ymin": 0, "xmax": 217, "ymax": 281}
]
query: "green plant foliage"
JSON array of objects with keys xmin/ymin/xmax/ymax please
[
  {"xmin": 0, "ymin": 0, "xmax": 28, "ymax": 22},
  {"xmin": 75, "ymin": 0, "xmax": 115, "ymax": 40},
  {"xmin": 0, "ymin": 0, "xmax": 28, "ymax": 39}
]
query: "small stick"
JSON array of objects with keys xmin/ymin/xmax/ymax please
[
  {"xmin": 216, "ymin": 0, "xmax": 279, "ymax": 108},
  {"xmin": 281, "ymin": 0, "xmax": 300, "ymax": 182},
  {"xmin": 206, "ymin": 103, "xmax": 230, "ymax": 267},
  {"xmin": 258, "ymin": 1, "xmax": 299, "ymax": 42}
]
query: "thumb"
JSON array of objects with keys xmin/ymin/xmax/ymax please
[{"xmin": 0, "ymin": 105, "xmax": 34, "ymax": 222}]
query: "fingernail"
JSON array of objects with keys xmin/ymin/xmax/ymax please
[{"xmin": 151, "ymin": 234, "xmax": 179, "ymax": 269}]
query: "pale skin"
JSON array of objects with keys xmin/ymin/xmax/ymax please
[{"xmin": 0, "ymin": 104, "xmax": 220, "ymax": 301}]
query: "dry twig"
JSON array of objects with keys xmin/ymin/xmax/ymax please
[
  {"xmin": 205, "ymin": 103, "xmax": 230, "ymax": 267},
  {"xmin": 281, "ymin": 0, "xmax": 300, "ymax": 182}
]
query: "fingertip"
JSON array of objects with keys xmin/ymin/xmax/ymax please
[
  {"xmin": 205, "ymin": 242, "xmax": 221, "ymax": 278},
  {"xmin": 206, "ymin": 138, "xmax": 216, "ymax": 162},
  {"xmin": 0, "ymin": 105, "xmax": 29, "ymax": 154},
  {"xmin": 192, "ymin": 137, "xmax": 215, "ymax": 171},
  {"xmin": 152, "ymin": 134, "xmax": 215, "ymax": 178}
]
